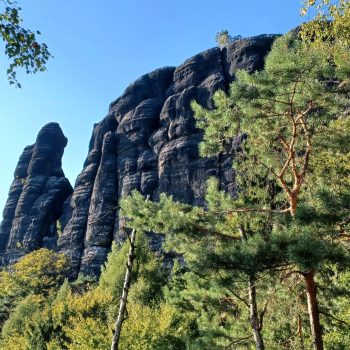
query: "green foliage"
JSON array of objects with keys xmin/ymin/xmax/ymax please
[
  {"xmin": 300, "ymin": 0, "xmax": 350, "ymax": 45},
  {"xmin": 0, "ymin": 234, "xmax": 181, "ymax": 349},
  {"xmin": 165, "ymin": 265, "xmax": 253, "ymax": 349},
  {"xmin": 119, "ymin": 302, "xmax": 184, "ymax": 350},
  {"xmin": 0, "ymin": 248, "xmax": 67, "ymax": 330},
  {"xmin": 0, "ymin": 0, "xmax": 52, "ymax": 87},
  {"xmin": 62, "ymin": 315, "xmax": 111, "ymax": 350},
  {"xmin": 121, "ymin": 186, "xmax": 248, "ymax": 251},
  {"xmin": 193, "ymin": 35, "xmax": 350, "ymax": 226},
  {"xmin": 1, "ymin": 281, "xmax": 113, "ymax": 349},
  {"xmin": 1, "ymin": 293, "xmax": 58, "ymax": 350},
  {"xmin": 99, "ymin": 240, "xmax": 130, "ymax": 300},
  {"xmin": 300, "ymin": 0, "xmax": 350, "ymax": 82},
  {"xmin": 0, "ymin": 248, "xmax": 67, "ymax": 298},
  {"xmin": 2, "ymin": 294, "xmax": 45, "ymax": 340},
  {"xmin": 122, "ymin": 31, "xmax": 350, "ymax": 349},
  {"xmin": 53, "ymin": 287, "xmax": 113, "ymax": 349},
  {"xmin": 100, "ymin": 233, "xmax": 167, "ymax": 305},
  {"xmin": 194, "ymin": 34, "xmax": 342, "ymax": 197},
  {"xmin": 318, "ymin": 269, "xmax": 350, "ymax": 350},
  {"xmin": 121, "ymin": 185, "xmax": 350, "ymax": 348},
  {"xmin": 122, "ymin": 183, "xmax": 348, "ymax": 276}
]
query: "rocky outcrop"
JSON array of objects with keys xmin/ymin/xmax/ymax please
[
  {"xmin": 59, "ymin": 35, "xmax": 276, "ymax": 277},
  {"xmin": 0, "ymin": 35, "xmax": 276, "ymax": 276},
  {"xmin": 0, "ymin": 123, "xmax": 73, "ymax": 265}
]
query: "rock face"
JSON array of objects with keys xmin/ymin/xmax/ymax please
[
  {"xmin": 0, "ymin": 123, "xmax": 73, "ymax": 265},
  {"xmin": 0, "ymin": 35, "xmax": 276, "ymax": 276}
]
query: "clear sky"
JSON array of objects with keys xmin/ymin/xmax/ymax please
[{"xmin": 0, "ymin": 0, "xmax": 308, "ymax": 210}]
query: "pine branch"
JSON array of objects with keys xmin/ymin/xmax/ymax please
[{"xmin": 319, "ymin": 310, "xmax": 350, "ymax": 328}]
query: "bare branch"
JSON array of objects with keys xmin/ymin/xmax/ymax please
[
  {"xmin": 259, "ymin": 300, "xmax": 268, "ymax": 331},
  {"xmin": 224, "ymin": 335, "xmax": 253, "ymax": 349}
]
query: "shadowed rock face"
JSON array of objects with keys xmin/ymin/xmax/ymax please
[
  {"xmin": 59, "ymin": 35, "xmax": 277, "ymax": 277},
  {"xmin": 0, "ymin": 123, "xmax": 73, "ymax": 265},
  {"xmin": 0, "ymin": 35, "xmax": 276, "ymax": 276}
]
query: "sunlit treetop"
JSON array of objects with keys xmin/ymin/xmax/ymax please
[{"xmin": 300, "ymin": 0, "xmax": 350, "ymax": 46}]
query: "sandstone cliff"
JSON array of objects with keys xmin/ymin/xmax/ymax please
[
  {"xmin": 0, "ymin": 35, "xmax": 276, "ymax": 276},
  {"xmin": 0, "ymin": 123, "xmax": 73, "ymax": 265}
]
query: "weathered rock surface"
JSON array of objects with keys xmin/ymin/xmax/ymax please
[
  {"xmin": 0, "ymin": 123, "xmax": 73, "ymax": 265},
  {"xmin": 1, "ymin": 35, "xmax": 276, "ymax": 275}
]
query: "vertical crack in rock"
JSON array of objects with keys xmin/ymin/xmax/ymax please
[
  {"xmin": 59, "ymin": 67, "xmax": 176, "ymax": 278},
  {"xmin": 57, "ymin": 114, "xmax": 118, "ymax": 277},
  {"xmin": 79, "ymin": 131, "xmax": 118, "ymax": 276}
]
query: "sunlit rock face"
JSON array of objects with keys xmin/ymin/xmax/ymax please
[{"xmin": 0, "ymin": 35, "xmax": 277, "ymax": 276}]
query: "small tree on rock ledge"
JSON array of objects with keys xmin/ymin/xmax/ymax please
[{"xmin": 215, "ymin": 29, "xmax": 242, "ymax": 48}]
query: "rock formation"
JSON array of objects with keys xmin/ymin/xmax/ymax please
[
  {"xmin": 0, "ymin": 35, "xmax": 277, "ymax": 276},
  {"xmin": 0, "ymin": 123, "xmax": 73, "ymax": 265}
]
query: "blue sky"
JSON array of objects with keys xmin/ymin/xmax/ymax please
[{"xmin": 0, "ymin": 0, "xmax": 307, "ymax": 210}]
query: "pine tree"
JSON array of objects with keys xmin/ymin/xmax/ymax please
[
  {"xmin": 122, "ymin": 33, "xmax": 350, "ymax": 350},
  {"xmin": 192, "ymin": 33, "xmax": 350, "ymax": 350}
]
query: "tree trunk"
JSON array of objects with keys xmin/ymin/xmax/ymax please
[
  {"xmin": 239, "ymin": 225, "xmax": 265, "ymax": 350},
  {"xmin": 304, "ymin": 271, "xmax": 324, "ymax": 350},
  {"xmin": 289, "ymin": 193, "xmax": 298, "ymax": 217},
  {"xmin": 110, "ymin": 228, "xmax": 137, "ymax": 350},
  {"xmin": 248, "ymin": 275, "xmax": 265, "ymax": 350},
  {"xmin": 297, "ymin": 314, "xmax": 305, "ymax": 350}
]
